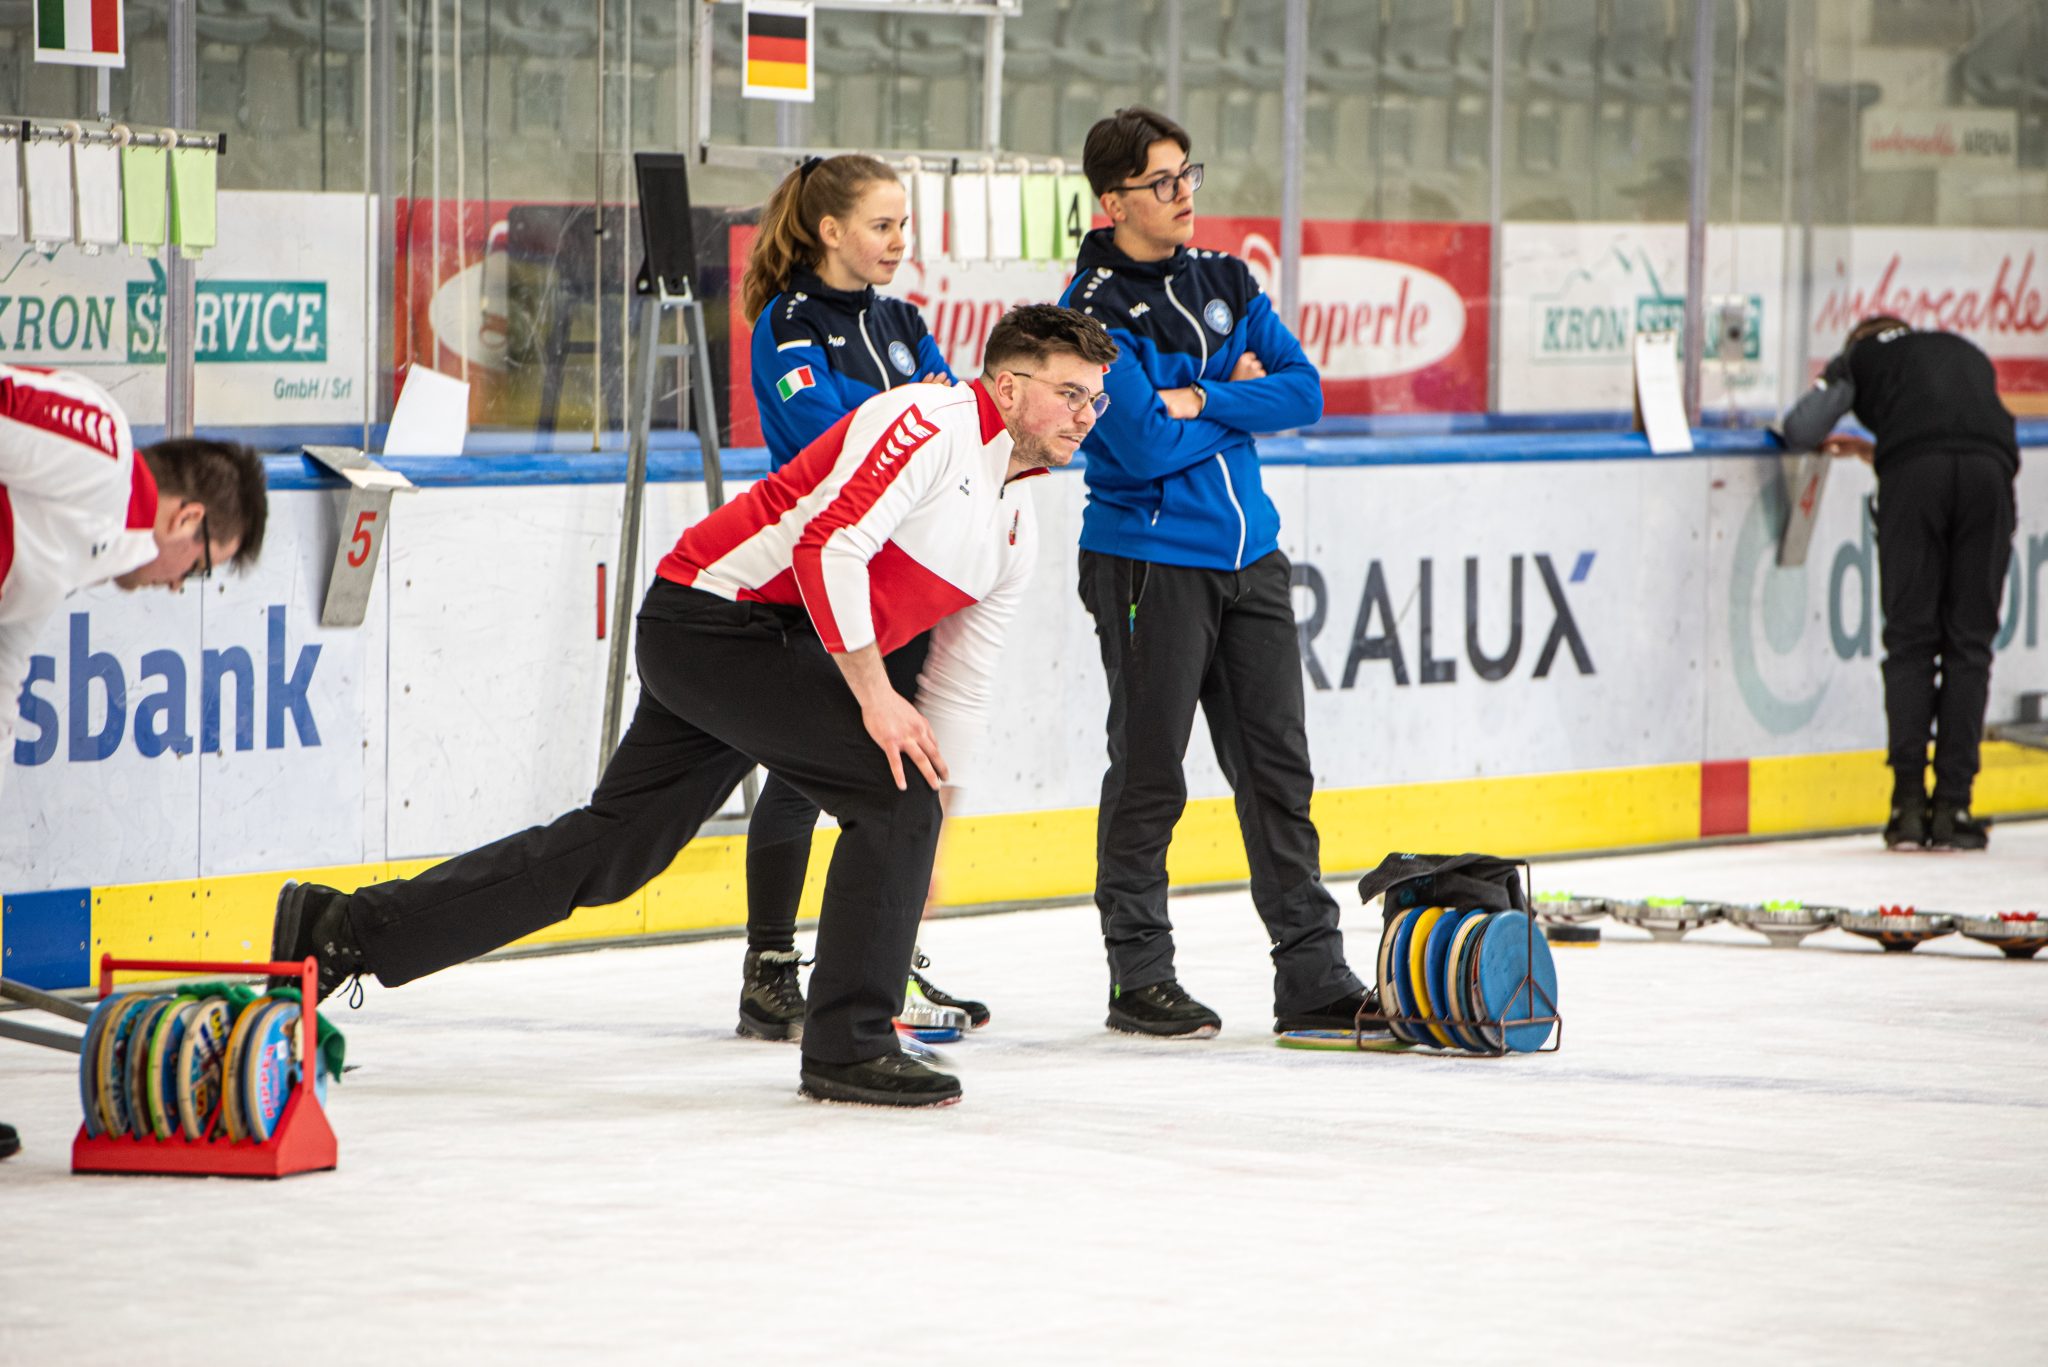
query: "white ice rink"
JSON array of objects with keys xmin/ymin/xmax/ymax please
[{"xmin": 4, "ymin": 822, "xmax": 2046, "ymax": 1366}]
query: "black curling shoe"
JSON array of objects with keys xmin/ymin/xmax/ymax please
[
  {"xmin": 1884, "ymin": 803, "xmax": 1929, "ymax": 850},
  {"xmin": 1929, "ymin": 802, "xmax": 1990, "ymax": 851},
  {"xmin": 271, "ymin": 880, "xmax": 368, "ymax": 1002},
  {"xmin": 1106, "ymin": 979, "xmax": 1221, "ymax": 1038},
  {"xmin": 799, "ymin": 1050, "xmax": 963, "ymax": 1107},
  {"xmin": 737, "ymin": 948, "xmax": 807, "ymax": 1042},
  {"xmin": 1275, "ymin": 988, "xmax": 1388, "ymax": 1034}
]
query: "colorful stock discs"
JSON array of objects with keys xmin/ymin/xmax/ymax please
[
  {"xmin": 97, "ymin": 996, "xmax": 153, "ymax": 1137},
  {"xmin": 1421, "ymin": 911, "xmax": 1467, "ymax": 1046},
  {"xmin": 1377, "ymin": 908, "xmax": 1415, "ymax": 1043},
  {"xmin": 144, "ymin": 997, "xmax": 198, "ymax": 1140},
  {"xmin": 77, "ymin": 995, "xmax": 124, "ymax": 1138},
  {"xmin": 1472, "ymin": 911, "xmax": 1560, "ymax": 1053},
  {"xmin": 126, "ymin": 999, "xmax": 176, "ymax": 1137},
  {"xmin": 241, "ymin": 1002, "xmax": 299, "ymax": 1142},
  {"xmin": 1275, "ymin": 1028, "xmax": 1416, "ymax": 1053},
  {"xmin": 219, "ymin": 1000, "xmax": 269, "ymax": 1143},
  {"xmin": 1435, "ymin": 910, "xmax": 1489, "ymax": 1051},
  {"xmin": 1406, "ymin": 907, "xmax": 1453, "ymax": 1047},
  {"xmin": 1388, "ymin": 909, "xmax": 1429, "ymax": 1043},
  {"xmin": 177, "ymin": 997, "xmax": 233, "ymax": 1140}
]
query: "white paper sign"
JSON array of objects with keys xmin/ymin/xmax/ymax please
[
  {"xmin": 385, "ymin": 364, "xmax": 472, "ymax": 456},
  {"xmin": 72, "ymin": 141, "xmax": 122, "ymax": 249},
  {"xmin": 987, "ymin": 172, "xmax": 1023, "ymax": 261},
  {"xmin": 949, "ymin": 173, "xmax": 990, "ymax": 262},
  {"xmin": 24, "ymin": 139, "xmax": 73, "ymax": 244},
  {"xmin": 1633, "ymin": 331, "xmax": 1693, "ymax": 454}
]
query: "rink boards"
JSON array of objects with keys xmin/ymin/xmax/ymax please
[{"xmin": 4, "ymin": 433, "xmax": 2046, "ymax": 988}]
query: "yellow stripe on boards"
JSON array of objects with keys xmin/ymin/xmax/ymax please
[
  {"xmin": 48, "ymin": 748, "xmax": 2048, "ymax": 993},
  {"xmin": 91, "ymin": 863, "xmax": 384, "ymax": 984}
]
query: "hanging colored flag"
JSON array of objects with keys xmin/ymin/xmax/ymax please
[
  {"xmin": 743, "ymin": 0, "xmax": 814, "ymax": 104},
  {"xmin": 35, "ymin": 0, "xmax": 126, "ymax": 68}
]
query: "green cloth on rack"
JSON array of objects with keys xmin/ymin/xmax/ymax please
[
  {"xmin": 1020, "ymin": 174, "xmax": 1060, "ymax": 262},
  {"xmin": 168, "ymin": 146, "xmax": 216, "ymax": 250},
  {"xmin": 121, "ymin": 144, "xmax": 168, "ymax": 247},
  {"xmin": 171, "ymin": 981, "xmax": 346, "ymax": 1081}
]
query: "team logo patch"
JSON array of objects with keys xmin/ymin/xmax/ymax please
[
  {"xmin": 775, "ymin": 366, "xmax": 816, "ymax": 401},
  {"xmin": 1204, "ymin": 298, "xmax": 1233, "ymax": 335},
  {"xmin": 889, "ymin": 339, "xmax": 916, "ymax": 376}
]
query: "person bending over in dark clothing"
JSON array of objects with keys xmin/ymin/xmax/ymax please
[{"xmin": 1779, "ymin": 317, "xmax": 2020, "ymax": 851}]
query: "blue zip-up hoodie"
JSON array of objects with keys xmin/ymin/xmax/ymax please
[
  {"xmin": 1059, "ymin": 228, "xmax": 1323, "ymax": 570},
  {"xmin": 751, "ymin": 269, "xmax": 954, "ymax": 469}
]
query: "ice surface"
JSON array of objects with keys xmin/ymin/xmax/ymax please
[{"xmin": 3, "ymin": 823, "xmax": 2044, "ymax": 1365}]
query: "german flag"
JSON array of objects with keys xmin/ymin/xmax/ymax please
[{"xmin": 744, "ymin": 2, "xmax": 813, "ymax": 102}]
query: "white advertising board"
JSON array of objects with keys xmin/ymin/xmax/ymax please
[
  {"xmin": 1497, "ymin": 222, "xmax": 1787, "ymax": 416},
  {"xmin": 0, "ymin": 191, "xmax": 372, "ymax": 426},
  {"xmin": 4, "ymin": 449, "xmax": 2044, "ymax": 893}
]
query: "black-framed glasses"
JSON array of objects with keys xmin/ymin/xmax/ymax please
[
  {"xmin": 1008, "ymin": 371, "xmax": 1111, "ymax": 419},
  {"xmin": 1112, "ymin": 163, "xmax": 1204, "ymax": 203},
  {"xmin": 189, "ymin": 511, "xmax": 213, "ymax": 584}
]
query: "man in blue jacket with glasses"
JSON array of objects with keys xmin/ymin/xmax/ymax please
[{"xmin": 1060, "ymin": 106, "xmax": 1371, "ymax": 1039}]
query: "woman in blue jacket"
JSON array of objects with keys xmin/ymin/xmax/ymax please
[{"xmin": 736, "ymin": 154, "xmax": 987, "ymax": 1043}]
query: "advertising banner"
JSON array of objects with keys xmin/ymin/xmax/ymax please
[
  {"xmin": 727, "ymin": 215, "xmax": 1492, "ymax": 443},
  {"xmin": 0, "ymin": 191, "xmax": 370, "ymax": 425},
  {"xmin": 1806, "ymin": 228, "xmax": 2048, "ymax": 396},
  {"xmin": 1497, "ymin": 222, "xmax": 1786, "ymax": 415}
]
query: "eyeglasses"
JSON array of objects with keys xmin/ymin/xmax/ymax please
[
  {"xmin": 186, "ymin": 511, "xmax": 213, "ymax": 584},
  {"xmin": 1112, "ymin": 163, "xmax": 1204, "ymax": 203},
  {"xmin": 1008, "ymin": 371, "xmax": 1111, "ymax": 419}
]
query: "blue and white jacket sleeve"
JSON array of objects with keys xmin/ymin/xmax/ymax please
[
  {"xmin": 1196, "ymin": 289, "xmax": 1325, "ymax": 434},
  {"xmin": 913, "ymin": 327, "xmax": 955, "ymax": 382},
  {"xmin": 1085, "ymin": 328, "xmax": 1245, "ymax": 484},
  {"xmin": 753, "ymin": 310, "xmax": 867, "ymax": 468}
]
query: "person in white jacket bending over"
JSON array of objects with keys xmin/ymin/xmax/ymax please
[{"xmin": 0, "ymin": 362, "xmax": 269, "ymax": 1161}]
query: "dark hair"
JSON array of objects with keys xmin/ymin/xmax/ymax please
[
  {"xmin": 1845, "ymin": 315, "xmax": 1910, "ymax": 350},
  {"xmin": 981, "ymin": 304, "xmax": 1119, "ymax": 375},
  {"xmin": 1082, "ymin": 105, "xmax": 1191, "ymax": 197},
  {"xmin": 742, "ymin": 153, "xmax": 900, "ymax": 325},
  {"xmin": 140, "ymin": 438, "xmax": 268, "ymax": 569}
]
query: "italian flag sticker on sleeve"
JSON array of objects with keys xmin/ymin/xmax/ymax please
[{"xmin": 775, "ymin": 366, "xmax": 816, "ymax": 401}]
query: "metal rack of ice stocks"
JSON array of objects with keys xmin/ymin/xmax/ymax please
[
  {"xmin": 70, "ymin": 955, "xmax": 338, "ymax": 1180},
  {"xmin": 1307, "ymin": 857, "xmax": 1563, "ymax": 1057}
]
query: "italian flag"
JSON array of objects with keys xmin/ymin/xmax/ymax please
[
  {"xmin": 775, "ymin": 366, "xmax": 816, "ymax": 402},
  {"xmin": 36, "ymin": 0, "xmax": 125, "ymax": 68}
]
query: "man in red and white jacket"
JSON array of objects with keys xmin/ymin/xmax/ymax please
[
  {"xmin": 1, "ymin": 364, "xmax": 267, "ymax": 1166},
  {"xmin": 273, "ymin": 304, "xmax": 1119, "ymax": 1109},
  {"xmin": 0, "ymin": 364, "xmax": 268, "ymax": 788}
]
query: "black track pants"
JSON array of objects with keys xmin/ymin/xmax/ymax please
[
  {"xmin": 349, "ymin": 580, "xmax": 941, "ymax": 1065},
  {"xmin": 1876, "ymin": 452, "xmax": 2017, "ymax": 806},
  {"xmin": 1078, "ymin": 548, "xmax": 1361, "ymax": 1014},
  {"xmin": 745, "ymin": 632, "xmax": 931, "ymax": 953}
]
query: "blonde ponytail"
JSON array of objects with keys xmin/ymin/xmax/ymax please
[{"xmin": 741, "ymin": 154, "xmax": 899, "ymax": 326}]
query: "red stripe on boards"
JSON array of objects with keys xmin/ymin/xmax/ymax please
[{"xmin": 1699, "ymin": 759, "xmax": 1751, "ymax": 838}]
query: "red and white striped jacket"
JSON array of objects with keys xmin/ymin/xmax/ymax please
[
  {"xmin": 657, "ymin": 378, "xmax": 1042, "ymax": 784},
  {"xmin": 0, "ymin": 364, "xmax": 155, "ymax": 763}
]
